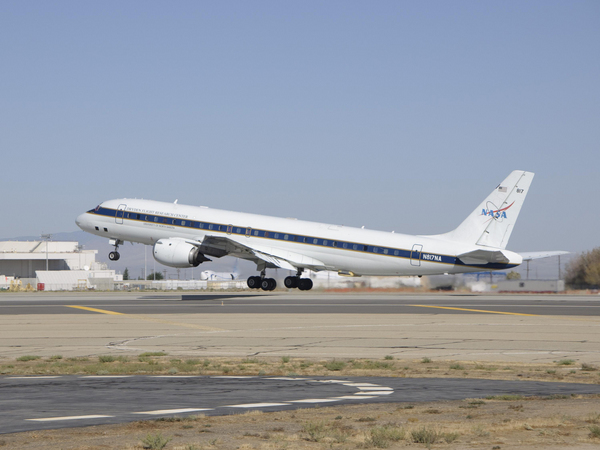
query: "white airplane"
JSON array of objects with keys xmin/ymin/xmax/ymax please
[{"xmin": 76, "ymin": 170, "xmax": 565, "ymax": 291}]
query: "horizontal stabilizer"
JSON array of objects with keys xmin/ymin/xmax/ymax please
[
  {"xmin": 457, "ymin": 249, "xmax": 522, "ymax": 266},
  {"xmin": 518, "ymin": 251, "xmax": 569, "ymax": 261}
]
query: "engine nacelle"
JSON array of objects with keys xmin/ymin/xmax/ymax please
[{"xmin": 153, "ymin": 238, "xmax": 209, "ymax": 268}]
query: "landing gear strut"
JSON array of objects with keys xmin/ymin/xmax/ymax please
[{"xmin": 108, "ymin": 239, "xmax": 121, "ymax": 261}]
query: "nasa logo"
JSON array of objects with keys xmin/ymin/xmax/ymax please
[{"xmin": 481, "ymin": 201, "xmax": 514, "ymax": 220}]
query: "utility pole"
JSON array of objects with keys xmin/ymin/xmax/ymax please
[
  {"xmin": 41, "ymin": 234, "xmax": 52, "ymax": 271},
  {"xmin": 558, "ymin": 255, "xmax": 562, "ymax": 280}
]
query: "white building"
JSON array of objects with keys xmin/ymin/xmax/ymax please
[
  {"xmin": 0, "ymin": 241, "xmax": 98, "ymax": 277},
  {"xmin": 0, "ymin": 241, "xmax": 120, "ymax": 291}
]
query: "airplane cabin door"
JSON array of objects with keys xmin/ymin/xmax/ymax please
[
  {"xmin": 410, "ymin": 244, "xmax": 423, "ymax": 266},
  {"xmin": 115, "ymin": 204, "xmax": 127, "ymax": 224}
]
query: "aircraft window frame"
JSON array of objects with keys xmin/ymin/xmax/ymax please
[
  {"xmin": 253, "ymin": 230, "xmax": 259, "ymax": 236},
  {"xmin": 343, "ymin": 243, "xmax": 348, "ymax": 249},
  {"xmin": 284, "ymin": 234, "xmax": 289, "ymax": 240},
  {"xmin": 323, "ymin": 240, "xmax": 327, "ymax": 246},
  {"xmin": 394, "ymin": 250, "xmax": 399, "ymax": 256},
  {"xmin": 384, "ymin": 249, "xmax": 388, "ymax": 254},
  {"xmin": 154, "ymin": 217, "xmax": 159, "ymax": 222},
  {"xmin": 274, "ymin": 233, "xmax": 280, "ymax": 239},
  {"xmin": 313, "ymin": 238, "xmax": 318, "ymax": 244}
]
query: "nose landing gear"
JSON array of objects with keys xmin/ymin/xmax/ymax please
[{"xmin": 108, "ymin": 239, "xmax": 122, "ymax": 261}]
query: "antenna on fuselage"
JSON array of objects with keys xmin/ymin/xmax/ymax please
[{"xmin": 174, "ymin": 199, "xmax": 178, "ymax": 204}]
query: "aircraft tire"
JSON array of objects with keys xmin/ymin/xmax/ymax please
[
  {"xmin": 247, "ymin": 276, "xmax": 261, "ymax": 289},
  {"xmin": 284, "ymin": 276, "xmax": 298, "ymax": 289},
  {"xmin": 298, "ymin": 278, "xmax": 313, "ymax": 291},
  {"xmin": 261, "ymin": 278, "xmax": 276, "ymax": 291},
  {"xmin": 109, "ymin": 251, "xmax": 120, "ymax": 261}
]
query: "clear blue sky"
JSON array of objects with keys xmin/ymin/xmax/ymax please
[{"xmin": 1, "ymin": 1, "xmax": 598, "ymax": 253}]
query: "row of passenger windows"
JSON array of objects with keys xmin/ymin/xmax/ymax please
[{"xmin": 111, "ymin": 209, "xmax": 405, "ymax": 257}]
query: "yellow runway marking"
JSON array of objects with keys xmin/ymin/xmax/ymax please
[
  {"xmin": 65, "ymin": 305, "xmax": 224, "ymax": 331},
  {"xmin": 409, "ymin": 305, "xmax": 539, "ymax": 317},
  {"xmin": 65, "ymin": 305, "xmax": 125, "ymax": 315}
]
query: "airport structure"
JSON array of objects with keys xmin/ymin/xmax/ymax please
[{"xmin": 0, "ymin": 241, "xmax": 121, "ymax": 291}]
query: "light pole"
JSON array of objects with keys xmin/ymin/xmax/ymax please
[{"xmin": 41, "ymin": 234, "xmax": 52, "ymax": 271}]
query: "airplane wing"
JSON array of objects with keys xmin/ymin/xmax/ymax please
[
  {"xmin": 188, "ymin": 235, "xmax": 330, "ymax": 272},
  {"xmin": 518, "ymin": 251, "xmax": 569, "ymax": 261}
]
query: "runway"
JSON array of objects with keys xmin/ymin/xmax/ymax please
[
  {"xmin": 1, "ymin": 292, "xmax": 599, "ymax": 363},
  {"xmin": 2, "ymin": 292, "xmax": 600, "ymax": 316},
  {"xmin": 3, "ymin": 374, "xmax": 600, "ymax": 434}
]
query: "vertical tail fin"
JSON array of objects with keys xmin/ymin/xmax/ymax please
[{"xmin": 442, "ymin": 170, "xmax": 534, "ymax": 249}]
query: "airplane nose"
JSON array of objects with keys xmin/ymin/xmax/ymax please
[{"xmin": 75, "ymin": 213, "xmax": 87, "ymax": 229}]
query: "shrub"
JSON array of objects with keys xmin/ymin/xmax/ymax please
[
  {"xmin": 141, "ymin": 432, "xmax": 171, "ymax": 449},
  {"xmin": 366, "ymin": 425, "xmax": 405, "ymax": 448},
  {"xmin": 17, "ymin": 355, "xmax": 41, "ymax": 362},
  {"xmin": 411, "ymin": 426, "xmax": 439, "ymax": 444},
  {"xmin": 557, "ymin": 359, "xmax": 575, "ymax": 365},
  {"xmin": 323, "ymin": 360, "xmax": 346, "ymax": 371},
  {"xmin": 302, "ymin": 421, "xmax": 326, "ymax": 442}
]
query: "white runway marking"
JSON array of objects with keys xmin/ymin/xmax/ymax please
[
  {"xmin": 211, "ymin": 376, "xmax": 256, "ymax": 379},
  {"xmin": 225, "ymin": 403, "xmax": 291, "ymax": 408},
  {"xmin": 133, "ymin": 408, "xmax": 213, "ymax": 415},
  {"xmin": 150, "ymin": 375, "xmax": 200, "ymax": 378},
  {"xmin": 356, "ymin": 386, "xmax": 393, "ymax": 391},
  {"xmin": 8, "ymin": 376, "xmax": 62, "ymax": 379},
  {"xmin": 288, "ymin": 398, "xmax": 340, "ymax": 403},
  {"xmin": 27, "ymin": 415, "xmax": 113, "ymax": 422},
  {"xmin": 81, "ymin": 375, "xmax": 133, "ymax": 378},
  {"xmin": 354, "ymin": 391, "xmax": 394, "ymax": 395},
  {"xmin": 267, "ymin": 377, "xmax": 309, "ymax": 380},
  {"xmin": 335, "ymin": 395, "xmax": 378, "ymax": 400}
]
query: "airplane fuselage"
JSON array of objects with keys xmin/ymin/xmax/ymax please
[{"xmin": 76, "ymin": 198, "xmax": 521, "ymax": 277}]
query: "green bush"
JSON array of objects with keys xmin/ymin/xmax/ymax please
[
  {"xmin": 17, "ymin": 355, "xmax": 40, "ymax": 362},
  {"xmin": 141, "ymin": 432, "xmax": 171, "ymax": 449}
]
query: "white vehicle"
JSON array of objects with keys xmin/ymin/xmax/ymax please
[{"xmin": 76, "ymin": 170, "xmax": 563, "ymax": 291}]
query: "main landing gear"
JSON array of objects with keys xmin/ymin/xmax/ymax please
[
  {"xmin": 284, "ymin": 269, "xmax": 313, "ymax": 291},
  {"xmin": 284, "ymin": 276, "xmax": 313, "ymax": 291},
  {"xmin": 108, "ymin": 239, "xmax": 122, "ymax": 261},
  {"xmin": 247, "ymin": 272, "xmax": 277, "ymax": 291}
]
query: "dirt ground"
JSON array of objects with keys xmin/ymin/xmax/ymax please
[
  {"xmin": 2, "ymin": 356, "xmax": 600, "ymax": 449},
  {"xmin": 2, "ymin": 395, "xmax": 600, "ymax": 450}
]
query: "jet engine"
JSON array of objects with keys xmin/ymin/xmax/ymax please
[{"xmin": 152, "ymin": 238, "xmax": 210, "ymax": 268}]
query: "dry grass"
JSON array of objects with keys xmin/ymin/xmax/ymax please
[
  {"xmin": 4, "ymin": 395, "xmax": 600, "ymax": 449},
  {"xmin": 3, "ymin": 355, "xmax": 600, "ymax": 384}
]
